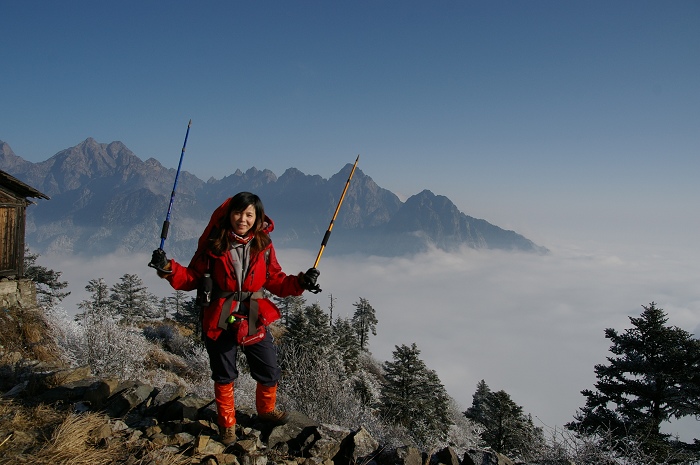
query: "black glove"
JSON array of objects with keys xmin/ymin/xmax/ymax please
[
  {"xmin": 148, "ymin": 248, "xmax": 172, "ymax": 274},
  {"xmin": 300, "ymin": 267, "xmax": 321, "ymax": 293}
]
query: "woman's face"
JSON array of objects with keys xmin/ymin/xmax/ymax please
[{"xmin": 230, "ymin": 204, "xmax": 257, "ymax": 236}]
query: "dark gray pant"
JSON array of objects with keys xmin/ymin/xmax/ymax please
[{"xmin": 204, "ymin": 326, "xmax": 281, "ymax": 386}]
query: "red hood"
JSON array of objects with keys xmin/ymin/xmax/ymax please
[{"xmin": 195, "ymin": 197, "xmax": 274, "ymax": 255}]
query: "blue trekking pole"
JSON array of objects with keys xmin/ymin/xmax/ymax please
[{"xmin": 148, "ymin": 119, "xmax": 191, "ymax": 269}]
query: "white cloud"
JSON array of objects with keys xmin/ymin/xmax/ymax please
[{"xmin": 41, "ymin": 241, "xmax": 700, "ymax": 441}]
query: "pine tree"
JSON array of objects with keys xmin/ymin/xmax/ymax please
[
  {"xmin": 158, "ymin": 297, "xmax": 168, "ymax": 320},
  {"xmin": 283, "ymin": 302, "xmax": 332, "ymax": 353},
  {"xmin": 23, "ymin": 248, "xmax": 70, "ymax": 307},
  {"xmin": 75, "ymin": 277, "xmax": 120, "ymax": 371},
  {"xmin": 273, "ymin": 295, "xmax": 306, "ymax": 327},
  {"xmin": 168, "ymin": 290, "xmax": 189, "ymax": 321},
  {"xmin": 332, "ymin": 316, "xmax": 361, "ymax": 374},
  {"xmin": 173, "ymin": 296, "xmax": 200, "ymax": 333},
  {"xmin": 109, "ymin": 273, "xmax": 157, "ymax": 325},
  {"xmin": 464, "ymin": 379, "xmax": 491, "ymax": 425},
  {"xmin": 351, "ymin": 297, "xmax": 378, "ymax": 351},
  {"xmin": 76, "ymin": 278, "xmax": 111, "ymax": 320},
  {"xmin": 379, "ymin": 343, "xmax": 451, "ymax": 447},
  {"xmin": 566, "ymin": 302, "xmax": 700, "ymax": 460},
  {"xmin": 465, "ymin": 381, "xmax": 543, "ymax": 459},
  {"xmin": 674, "ymin": 335, "xmax": 700, "ymax": 418}
]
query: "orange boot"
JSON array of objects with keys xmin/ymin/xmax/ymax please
[
  {"xmin": 214, "ymin": 382, "xmax": 237, "ymax": 445},
  {"xmin": 256, "ymin": 383, "xmax": 289, "ymax": 425}
]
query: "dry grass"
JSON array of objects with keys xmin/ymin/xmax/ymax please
[
  {"xmin": 0, "ymin": 398, "xmax": 195, "ymax": 465},
  {"xmin": 130, "ymin": 449, "xmax": 192, "ymax": 465},
  {"xmin": 0, "ymin": 306, "xmax": 64, "ymax": 369},
  {"xmin": 0, "ymin": 400, "xmax": 65, "ymax": 463},
  {"xmin": 34, "ymin": 412, "xmax": 120, "ymax": 465}
]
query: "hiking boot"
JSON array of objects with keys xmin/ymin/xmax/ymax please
[
  {"xmin": 257, "ymin": 409, "xmax": 289, "ymax": 425},
  {"xmin": 220, "ymin": 426, "xmax": 237, "ymax": 445}
]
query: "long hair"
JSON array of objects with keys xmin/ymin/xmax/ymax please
[{"xmin": 209, "ymin": 192, "xmax": 271, "ymax": 256}]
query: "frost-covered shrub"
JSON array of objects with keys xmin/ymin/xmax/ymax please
[
  {"xmin": 443, "ymin": 398, "xmax": 485, "ymax": 454},
  {"xmin": 143, "ymin": 324, "xmax": 176, "ymax": 343},
  {"xmin": 142, "ymin": 323, "xmax": 195, "ymax": 357},
  {"xmin": 278, "ymin": 344, "xmax": 408, "ymax": 447},
  {"xmin": 233, "ymin": 373, "xmax": 257, "ymax": 409},
  {"xmin": 45, "ymin": 306, "xmax": 84, "ymax": 367},
  {"xmin": 46, "ymin": 306, "xmax": 150, "ymax": 380},
  {"xmin": 182, "ymin": 345, "xmax": 214, "ymax": 398},
  {"xmin": 534, "ymin": 425, "xmax": 694, "ymax": 465}
]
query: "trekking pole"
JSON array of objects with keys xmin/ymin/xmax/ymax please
[
  {"xmin": 312, "ymin": 154, "xmax": 360, "ymax": 271},
  {"xmin": 150, "ymin": 120, "xmax": 191, "ymax": 259}
]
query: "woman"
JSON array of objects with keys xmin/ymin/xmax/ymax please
[{"xmin": 150, "ymin": 192, "xmax": 320, "ymax": 445}]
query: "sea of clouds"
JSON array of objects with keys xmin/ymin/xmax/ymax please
[{"xmin": 42, "ymin": 241, "xmax": 700, "ymax": 442}]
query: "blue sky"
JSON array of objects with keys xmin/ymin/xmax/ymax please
[
  {"xmin": 3, "ymin": 1, "xmax": 699, "ymax": 249},
  {"xmin": 3, "ymin": 1, "xmax": 700, "ymax": 441}
]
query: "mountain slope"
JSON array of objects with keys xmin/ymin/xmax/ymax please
[{"xmin": 0, "ymin": 139, "xmax": 547, "ymax": 258}]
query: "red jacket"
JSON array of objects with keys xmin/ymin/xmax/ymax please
[{"xmin": 165, "ymin": 198, "xmax": 303, "ymax": 340}]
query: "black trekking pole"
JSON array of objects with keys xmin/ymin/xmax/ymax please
[
  {"xmin": 148, "ymin": 119, "xmax": 191, "ymax": 268},
  {"xmin": 308, "ymin": 155, "xmax": 359, "ymax": 292}
]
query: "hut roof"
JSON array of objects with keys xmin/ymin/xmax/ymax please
[{"xmin": 0, "ymin": 170, "xmax": 49, "ymax": 200}]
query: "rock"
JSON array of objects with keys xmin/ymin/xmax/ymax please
[
  {"xmin": 202, "ymin": 438, "xmax": 227, "ymax": 455},
  {"xmin": 211, "ymin": 453, "xmax": 241, "ymax": 465},
  {"xmin": 263, "ymin": 410, "xmax": 320, "ymax": 451},
  {"xmin": 233, "ymin": 438, "xmax": 260, "ymax": 455},
  {"xmin": 464, "ymin": 449, "xmax": 514, "ymax": 465},
  {"xmin": 343, "ymin": 426, "xmax": 380, "ymax": 463},
  {"xmin": 84, "ymin": 378, "xmax": 120, "ymax": 409},
  {"xmin": 307, "ymin": 424, "xmax": 351, "ymax": 460},
  {"xmin": 434, "ymin": 447, "xmax": 460, "ymax": 465},
  {"xmin": 41, "ymin": 365, "xmax": 92, "ymax": 387},
  {"xmin": 2, "ymin": 380, "xmax": 28, "ymax": 397},
  {"xmin": 153, "ymin": 382, "xmax": 188, "ymax": 406},
  {"xmin": 159, "ymin": 393, "xmax": 212, "ymax": 422},
  {"xmin": 173, "ymin": 431, "xmax": 196, "ymax": 446},
  {"xmin": 240, "ymin": 453, "xmax": 268, "ymax": 465},
  {"xmin": 104, "ymin": 381, "xmax": 155, "ymax": 417},
  {"xmin": 112, "ymin": 419, "xmax": 130, "ymax": 431},
  {"xmin": 378, "ymin": 445, "xmax": 425, "ymax": 465},
  {"xmin": 92, "ymin": 423, "xmax": 113, "ymax": 441}
]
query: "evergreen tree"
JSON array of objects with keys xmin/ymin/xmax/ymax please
[
  {"xmin": 283, "ymin": 302, "xmax": 333, "ymax": 353},
  {"xmin": 76, "ymin": 278, "xmax": 111, "ymax": 320},
  {"xmin": 110, "ymin": 273, "xmax": 157, "ymax": 325},
  {"xmin": 332, "ymin": 316, "xmax": 361, "ymax": 374},
  {"xmin": 351, "ymin": 297, "xmax": 378, "ymax": 351},
  {"xmin": 273, "ymin": 295, "xmax": 306, "ymax": 327},
  {"xmin": 75, "ymin": 277, "xmax": 120, "ymax": 371},
  {"xmin": 158, "ymin": 297, "xmax": 168, "ymax": 319},
  {"xmin": 379, "ymin": 343, "xmax": 451, "ymax": 447},
  {"xmin": 168, "ymin": 290, "xmax": 189, "ymax": 321},
  {"xmin": 464, "ymin": 379, "xmax": 491, "ymax": 425},
  {"xmin": 352, "ymin": 368, "xmax": 378, "ymax": 408},
  {"xmin": 173, "ymin": 296, "xmax": 200, "ymax": 333},
  {"xmin": 465, "ymin": 380, "xmax": 543, "ymax": 459},
  {"xmin": 566, "ymin": 302, "xmax": 700, "ymax": 460},
  {"xmin": 675, "ymin": 335, "xmax": 700, "ymax": 418},
  {"xmin": 23, "ymin": 248, "xmax": 70, "ymax": 307}
]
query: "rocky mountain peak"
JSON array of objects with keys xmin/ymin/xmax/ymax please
[{"xmin": 2, "ymin": 138, "xmax": 547, "ymax": 257}]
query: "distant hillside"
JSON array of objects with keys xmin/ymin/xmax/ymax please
[{"xmin": 0, "ymin": 139, "xmax": 547, "ymax": 258}]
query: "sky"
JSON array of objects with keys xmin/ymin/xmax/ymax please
[{"xmin": 2, "ymin": 0, "xmax": 700, "ymax": 442}]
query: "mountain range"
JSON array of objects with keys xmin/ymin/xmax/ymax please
[{"xmin": 0, "ymin": 138, "xmax": 547, "ymax": 258}]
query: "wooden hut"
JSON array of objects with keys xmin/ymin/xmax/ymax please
[{"xmin": 0, "ymin": 170, "xmax": 49, "ymax": 278}]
